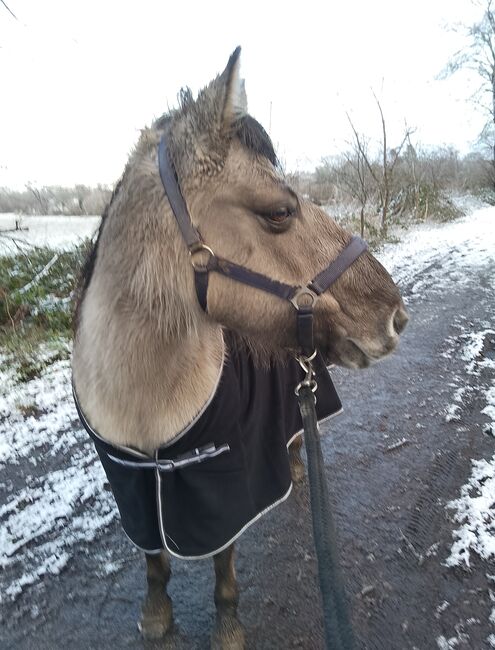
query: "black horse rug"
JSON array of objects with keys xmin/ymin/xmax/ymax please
[{"xmin": 74, "ymin": 337, "xmax": 342, "ymax": 559}]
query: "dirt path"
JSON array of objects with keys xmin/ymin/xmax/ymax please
[{"xmin": 1, "ymin": 207, "xmax": 494, "ymax": 649}]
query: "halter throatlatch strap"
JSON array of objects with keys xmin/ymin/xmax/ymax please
[{"xmin": 158, "ymin": 134, "xmax": 368, "ymax": 357}]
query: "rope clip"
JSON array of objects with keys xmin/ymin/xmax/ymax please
[{"xmin": 295, "ymin": 350, "xmax": 318, "ymax": 396}]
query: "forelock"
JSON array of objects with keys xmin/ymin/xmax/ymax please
[{"xmin": 234, "ymin": 115, "xmax": 278, "ymax": 167}]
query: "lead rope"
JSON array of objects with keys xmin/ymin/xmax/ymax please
[{"xmin": 296, "ymin": 355, "xmax": 355, "ymax": 650}]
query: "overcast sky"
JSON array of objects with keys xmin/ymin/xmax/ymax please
[{"xmin": 0, "ymin": 0, "xmax": 485, "ymax": 188}]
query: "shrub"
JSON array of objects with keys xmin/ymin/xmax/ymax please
[{"xmin": 0, "ymin": 242, "xmax": 90, "ymax": 371}]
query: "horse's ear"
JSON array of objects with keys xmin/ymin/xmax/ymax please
[
  {"xmin": 172, "ymin": 48, "xmax": 247, "ymax": 171},
  {"xmin": 219, "ymin": 46, "xmax": 247, "ymax": 129}
]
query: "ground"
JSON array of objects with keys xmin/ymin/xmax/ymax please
[{"xmin": 1, "ymin": 204, "xmax": 494, "ymax": 649}]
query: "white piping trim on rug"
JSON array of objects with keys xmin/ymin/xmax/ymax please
[
  {"xmin": 72, "ymin": 386, "xmax": 150, "ymax": 459},
  {"xmin": 286, "ymin": 407, "xmax": 344, "ymax": 449},
  {"xmin": 155, "ymin": 468, "xmax": 293, "ymax": 561},
  {"xmin": 156, "ymin": 332, "xmax": 226, "ymax": 450},
  {"xmin": 123, "ymin": 530, "xmax": 162, "ymax": 555},
  {"xmin": 149, "ymin": 405, "xmax": 343, "ymax": 560},
  {"xmin": 155, "ymin": 466, "xmax": 181, "ymax": 551},
  {"xmin": 72, "ymin": 332, "xmax": 225, "ymax": 457}
]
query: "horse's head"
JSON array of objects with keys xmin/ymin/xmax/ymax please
[{"xmin": 128, "ymin": 48, "xmax": 407, "ymax": 368}]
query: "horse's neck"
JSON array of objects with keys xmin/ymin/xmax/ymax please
[{"xmin": 73, "ymin": 286, "xmax": 224, "ymax": 454}]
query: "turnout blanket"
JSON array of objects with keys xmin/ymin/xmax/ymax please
[{"xmin": 74, "ymin": 339, "xmax": 342, "ymax": 559}]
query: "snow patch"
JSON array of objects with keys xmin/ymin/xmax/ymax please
[
  {"xmin": 445, "ymin": 454, "xmax": 495, "ymax": 569},
  {"xmin": 481, "ymin": 387, "xmax": 495, "ymax": 427},
  {"xmin": 0, "ymin": 348, "xmax": 118, "ymax": 603},
  {"xmin": 445, "ymin": 387, "xmax": 468, "ymax": 422},
  {"xmin": 378, "ymin": 206, "xmax": 495, "ymax": 296},
  {"xmin": 460, "ymin": 330, "xmax": 495, "ymax": 376},
  {"xmin": 442, "ymin": 325, "xmax": 495, "ymax": 426},
  {"xmin": 436, "ymin": 634, "xmax": 464, "ymax": 649}
]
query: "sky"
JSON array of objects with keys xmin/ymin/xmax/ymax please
[{"xmin": 0, "ymin": 0, "xmax": 486, "ymax": 188}]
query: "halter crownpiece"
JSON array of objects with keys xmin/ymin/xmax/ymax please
[{"xmin": 158, "ymin": 135, "xmax": 367, "ymax": 357}]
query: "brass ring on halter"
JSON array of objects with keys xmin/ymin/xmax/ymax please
[{"xmin": 189, "ymin": 243, "xmax": 215, "ymax": 270}]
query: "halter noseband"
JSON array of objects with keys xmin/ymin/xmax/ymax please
[{"xmin": 158, "ymin": 135, "xmax": 367, "ymax": 358}]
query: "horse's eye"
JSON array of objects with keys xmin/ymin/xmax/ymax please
[{"xmin": 266, "ymin": 208, "xmax": 292, "ymax": 224}]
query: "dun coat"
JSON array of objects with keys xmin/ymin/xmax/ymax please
[{"xmin": 72, "ymin": 47, "xmax": 407, "ymax": 649}]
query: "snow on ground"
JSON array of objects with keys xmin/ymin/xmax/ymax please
[
  {"xmin": 445, "ymin": 454, "xmax": 495, "ymax": 569},
  {"xmin": 377, "ymin": 204, "xmax": 495, "ymax": 297},
  {"xmin": 438, "ymin": 317, "xmax": 495, "ymax": 648},
  {"xmin": 442, "ymin": 320, "xmax": 495, "ymax": 645},
  {"xmin": 442, "ymin": 326, "xmax": 495, "ymax": 424},
  {"xmin": 0, "ymin": 213, "xmax": 100, "ymax": 254},
  {"xmin": 482, "ymin": 386, "xmax": 495, "ymax": 430},
  {"xmin": 382, "ymin": 202, "xmax": 495, "ymax": 570},
  {"xmin": 445, "ymin": 449, "xmax": 495, "ymax": 648},
  {"xmin": 0, "ymin": 201, "xmax": 494, "ymax": 606},
  {"xmin": 378, "ymin": 206, "xmax": 495, "ymax": 644},
  {"xmin": 417, "ymin": 206, "xmax": 495, "ymax": 646},
  {"xmin": 1, "ymin": 348, "xmax": 77, "ymax": 466},
  {"xmin": 0, "ymin": 352, "xmax": 117, "ymax": 603}
]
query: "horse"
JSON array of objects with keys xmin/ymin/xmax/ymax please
[{"xmin": 72, "ymin": 47, "xmax": 408, "ymax": 649}]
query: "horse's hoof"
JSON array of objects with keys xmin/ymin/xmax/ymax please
[
  {"xmin": 138, "ymin": 598, "xmax": 173, "ymax": 640},
  {"xmin": 211, "ymin": 615, "xmax": 245, "ymax": 650}
]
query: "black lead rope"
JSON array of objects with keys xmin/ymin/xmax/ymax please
[
  {"xmin": 297, "ymin": 361, "xmax": 354, "ymax": 650},
  {"xmin": 298, "ymin": 385, "xmax": 355, "ymax": 650}
]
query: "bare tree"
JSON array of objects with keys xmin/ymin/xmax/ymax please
[
  {"xmin": 1, "ymin": 0, "xmax": 17, "ymax": 20},
  {"xmin": 341, "ymin": 115, "xmax": 376, "ymax": 236},
  {"xmin": 0, "ymin": 185, "xmax": 111, "ymax": 215},
  {"xmin": 441, "ymin": 0, "xmax": 495, "ymax": 186},
  {"xmin": 26, "ymin": 183, "xmax": 48, "ymax": 214},
  {"xmin": 372, "ymin": 92, "xmax": 412, "ymax": 236},
  {"xmin": 345, "ymin": 97, "xmax": 412, "ymax": 236}
]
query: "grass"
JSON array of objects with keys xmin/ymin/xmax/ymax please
[{"xmin": 0, "ymin": 241, "xmax": 90, "ymax": 381}]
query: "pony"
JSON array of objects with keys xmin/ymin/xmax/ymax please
[{"xmin": 72, "ymin": 47, "xmax": 407, "ymax": 649}]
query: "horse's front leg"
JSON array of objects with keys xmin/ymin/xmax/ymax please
[
  {"xmin": 289, "ymin": 433, "xmax": 305, "ymax": 483},
  {"xmin": 138, "ymin": 550, "xmax": 173, "ymax": 640},
  {"xmin": 211, "ymin": 543, "xmax": 245, "ymax": 650}
]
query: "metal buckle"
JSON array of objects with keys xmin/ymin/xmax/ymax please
[
  {"xmin": 156, "ymin": 459, "xmax": 175, "ymax": 471},
  {"xmin": 189, "ymin": 243, "xmax": 215, "ymax": 270},
  {"xmin": 290, "ymin": 286, "xmax": 319, "ymax": 311}
]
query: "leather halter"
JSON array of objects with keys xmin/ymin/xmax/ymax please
[{"xmin": 158, "ymin": 135, "xmax": 367, "ymax": 357}]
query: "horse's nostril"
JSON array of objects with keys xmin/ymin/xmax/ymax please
[{"xmin": 393, "ymin": 307, "xmax": 409, "ymax": 335}]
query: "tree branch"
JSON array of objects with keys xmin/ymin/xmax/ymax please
[{"xmin": 1, "ymin": 0, "xmax": 17, "ymax": 19}]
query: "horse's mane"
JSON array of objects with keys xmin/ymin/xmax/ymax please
[{"xmin": 72, "ymin": 179, "xmax": 121, "ymax": 331}]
